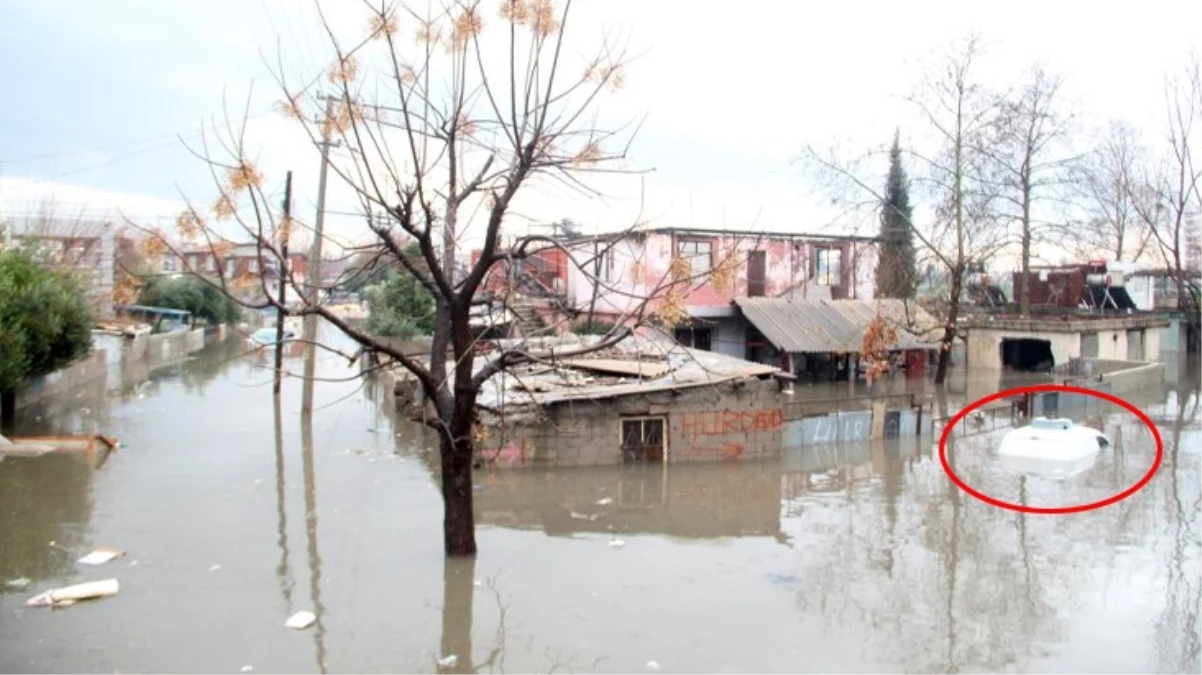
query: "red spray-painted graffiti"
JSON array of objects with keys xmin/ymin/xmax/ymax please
[{"xmin": 679, "ymin": 409, "xmax": 783, "ymax": 441}]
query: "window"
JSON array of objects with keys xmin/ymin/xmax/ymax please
[
  {"xmin": 205, "ymin": 256, "xmax": 216, "ymax": 272},
  {"xmin": 188, "ymin": 254, "xmax": 200, "ymax": 270},
  {"xmin": 621, "ymin": 416, "xmax": 666, "ymax": 463},
  {"xmin": 162, "ymin": 256, "xmax": 177, "ymax": 272},
  {"xmin": 248, "ymin": 258, "xmax": 259, "ymax": 273},
  {"xmin": 677, "ymin": 239, "xmax": 712, "ymax": 277},
  {"xmin": 815, "ymin": 248, "xmax": 841, "ymax": 286},
  {"xmin": 674, "ymin": 326, "xmax": 713, "ymax": 351},
  {"xmin": 224, "ymin": 258, "xmax": 235, "ymax": 277}
]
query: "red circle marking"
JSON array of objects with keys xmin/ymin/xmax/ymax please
[{"xmin": 938, "ymin": 384, "xmax": 1164, "ymax": 515}]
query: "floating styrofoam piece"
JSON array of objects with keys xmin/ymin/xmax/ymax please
[
  {"xmin": 437, "ymin": 655, "xmax": 459, "ymax": 668},
  {"xmin": 26, "ymin": 579, "xmax": 119, "ymax": 607},
  {"xmin": 285, "ymin": 611, "xmax": 317, "ymax": 630},
  {"xmin": 78, "ymin": 547, "xmax": 125, "ymax": 565}
]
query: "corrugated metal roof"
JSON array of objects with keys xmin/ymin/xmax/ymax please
[{"xmin": 736, "ymin": 298, "xmax": 940, "ymax": 353}]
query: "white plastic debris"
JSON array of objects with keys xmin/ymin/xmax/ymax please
[
  {"xmin": 595, "ymin": 497, "xmax": 613, "ymax": 506},
  {"xmin": 5, "ymin": 577, "xmax": 32, "ymax": 591},
  {"xmin": 78, "ymin": 548, "xmax": 125, "ymax": 565},
  {"xmin": 241, "ymin": 667, "xmax": 254, "ymax": 673},
  {"xmin": 285, "ymin": 611, "xmax": 317, "ymax": 630},
  {"xmin": 569, "ymin": 511, "xmax": 602, "ymax": 521},
  {"xmin": 209, "ymin": 564, "xmax": 222, "ymax": 572},
  {"xmin": 609, "ymin": 539, "xmax": 627, "ymax": 548},
  {"xmin": 437, "ymin": 655, "xmax": 459, "ymax": 668},
  {"xmin": 26, "ymin": 578, "xmax": 119, "ymax": 608},
  {"xmin": 646, "ymin": 660, "xmax": 662, "ymax": 670}
]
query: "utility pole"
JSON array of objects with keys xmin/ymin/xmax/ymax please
[
  {"xmin": 301, "ymin": 97, "xmax": 338, "ymax": 416},
  {"xmin": 274, "ymin": 170, "xmax": 293, "ymax": 396}
]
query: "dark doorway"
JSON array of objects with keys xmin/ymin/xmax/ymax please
[
  {"xmin": 747, "ymin": 250, "xmax": 766, "ymax": 297},
  {"xmin": 1000, "ymin": 338, "xmax": 1054, "ymax": 371}
]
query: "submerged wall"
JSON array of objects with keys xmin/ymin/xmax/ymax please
[
  {"xmin": 15, "ymin": 327, "xmax": 217, "ymax": 411},
  {"xmin": 474, "ymin": 378, "xmax": 933, "ymax": 469},
  {"xmin": 480, "ymin": 378, "xmax": 786, "ymax": 468}
]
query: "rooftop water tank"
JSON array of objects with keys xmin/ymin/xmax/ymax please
[{"xmin": 997, "ymin": 417, "xmax": 1110, "ymax": 480}]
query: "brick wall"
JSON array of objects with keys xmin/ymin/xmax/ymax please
[{"xmin": 479, "ymin": 378, "xmax": 786, "ymax": 468}]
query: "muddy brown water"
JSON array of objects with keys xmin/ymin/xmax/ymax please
[{"xmin": 0, "ymin": 334, "xmax": 1198, "ymax": 673}]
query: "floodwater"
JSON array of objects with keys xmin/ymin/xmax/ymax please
[{"xmin": 0, "ymin": 332, "xmax": 1198, "ymax": 674}]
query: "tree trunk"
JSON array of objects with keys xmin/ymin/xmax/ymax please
[
  {"xmin": 1020, "ymin": 189, "xmax": 1031, "ymax": 316},
  {"xmin": 439, "ymin": 556, "xmax": 476, "ymax": 673},
  {"xmin": 934, "ymin": 270, "xmax": 963, "ymax": 385},
  {"xmin": 439, "ymin": 420, "xmax": 478, "ymax": 557}
]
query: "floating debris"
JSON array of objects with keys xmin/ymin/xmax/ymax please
[
  {"xmin": 26, "ymin": 579, "xmax": 119, "ymax": 608},
  {"xmin": 609, "ymin": 539, "xmax": 627, "ymax": 548},
  {"xmin": 569, "ymin": 511, "xmax": 602, "ymax": 522},
  {"xmin": 645, "ymin": 660, "xmax": 662, "ymax": 670},
  {"xmin": 595, "ymin": 497, "xmax": 613, "ymax": 506},
  {"xmin": 78, "ymin": 547, "xmax": 125, "ymax": 565},
  {"xmin": 437, "ymin": 655, "xmax": 459, "ymax": 668},
  {"xmin": 5, "ymin": 577, "xmax": 33, "ymax": 591},
  {"xmin": 209, "ymin": 564, "xmax": 222, "ymax": 572},
  {"xmin": 241, "ymin": 667, "xmax": 254, "ymax": 673},
  {"xmin": 285, "ymin": 610, "xmax": 317, "ymax": 630}
]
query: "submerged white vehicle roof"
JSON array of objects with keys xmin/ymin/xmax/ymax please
[{"xmin": 999, "ymin": 417, "xmax": 1110, "ymax": 460}]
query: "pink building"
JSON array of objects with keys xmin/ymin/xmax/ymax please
[{"xmin": 487, "ymin": 227, "xmax": 878, "ymax": 359}]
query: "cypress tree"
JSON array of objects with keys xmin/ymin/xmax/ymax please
[{"xmin": 876, "ymin": 132, "xmax": 918, "ymax": 299}]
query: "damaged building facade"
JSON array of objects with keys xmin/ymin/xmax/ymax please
[
  {"xmin": 386, "ymin": 333, "xmax": 933, "ymax": 470},
  {"xmin": 473, "ymin": 226, "xmax": 879, "ymax": 356}
]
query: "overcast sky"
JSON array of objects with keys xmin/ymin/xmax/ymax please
[{"xmin": 1, "ymin": 0, "xmax": 1198, "ymax": 263}]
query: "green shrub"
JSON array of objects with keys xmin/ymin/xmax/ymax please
[{"xmin": 0, "ymin": 249, "xmax": 95, "ymax": 392}]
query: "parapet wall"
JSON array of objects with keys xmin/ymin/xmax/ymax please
[{"xmin": 1054, "ymin": 357, "xmax": 1165, "ymax": 395}]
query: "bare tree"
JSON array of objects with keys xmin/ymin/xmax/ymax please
[
  {"xmin": 802, "ymin": 35, "xmax": 1006, "ymax": 384},
  {"xmin": 1070, "ymin": 120, "xmax": 1153, "ymax": 263},
  {"xmin": 1133, "ymin": 53, "xmax": 1202, "ymax": 339},
  {"xmin": 125, "ymin": 0, "xmax": 730, "ymax": 558},
  {"xmin": 980, "ymin": 65, "xmax": 1076, "ymax": 315}
]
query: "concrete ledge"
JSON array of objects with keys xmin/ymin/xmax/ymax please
[
  {"xmin": 966, "ymin": 314, "xmax": 1171, "ymax": 333},
  {"xmin": 1056, "ymin": 357, "xmax": 1164, "ymax": 395}
]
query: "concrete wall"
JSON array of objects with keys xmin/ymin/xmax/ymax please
[
  {"xmin": 1160, "ymin": 317, "xmax": 1188, "ymax": 353},
  {"xmin": 470, "ymin": 376, "xmax": 935, "ymax": 469},
  {"xmin": 479, "ymin": 378, "xmax": 786, "ymax": 468},
  {"xmin": 1054, "ymin": 357, "xmax": 1166, "ymax": 396},
  {"xmin": 968, "ymin": 323, "xmax": 1166, "ymax": 370},
  {"xmin": 968, "ymin": 328, "xmax": 1080, "ymax": 370},
  {"xmin": 782, "ymin": 405, "xmax": 933, "ymax": 446},
  {"xmin": 15, "ymin": 327, "xmax": 217, "ymax": 411},
  {"xmin": 122, "ymin": 328, "xmax": 206, "ymax": 369},
  {"xmin": 14, "ymin": 349, "xmax": 109, "ymax": 409}
]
